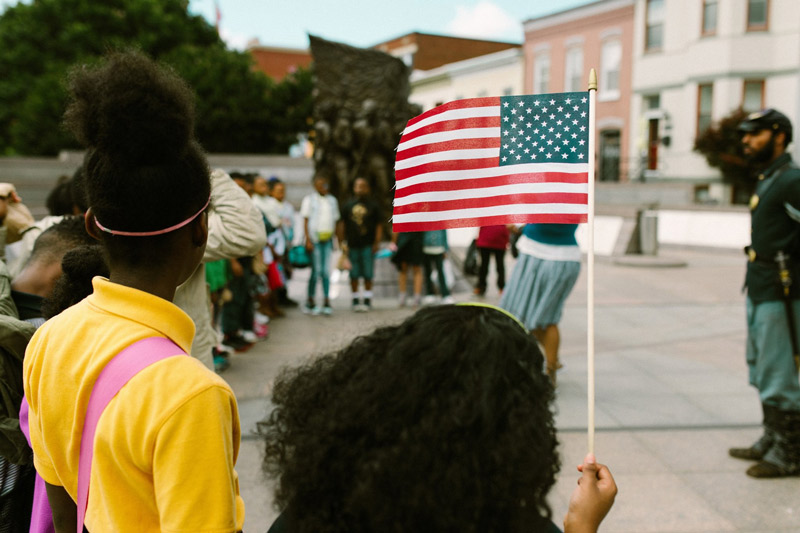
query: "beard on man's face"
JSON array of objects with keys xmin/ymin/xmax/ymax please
[{"xmin": 744, "ymin": 133, "xmax": 775, "ymax": 166}]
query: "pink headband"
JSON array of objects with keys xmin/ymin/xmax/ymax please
[{"xmin": 94, "ymin": 197, "xmax": 210, "ymax": 237}]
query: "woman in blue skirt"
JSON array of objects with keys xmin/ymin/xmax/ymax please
[{"xmin": 500, "ymin": 223, "xmax": 581, "ymax": 384}]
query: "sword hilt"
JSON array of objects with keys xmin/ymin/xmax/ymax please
[{"xmin": 776, "ymin": 250, "xmax": 792, "ymax": 295}]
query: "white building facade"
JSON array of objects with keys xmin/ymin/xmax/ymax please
[
  {"xmin": 631, "ymin": 0, "xmax": 800, "ymax": 201},
  {"xmin": 408, "ymin": 47, "xmax": 523, "ymax": 112}
]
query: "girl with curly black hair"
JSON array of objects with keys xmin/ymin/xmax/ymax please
[
  {"xmin": 22, "ymin": 51, "xmax": 244, "ymax": 532},
  {"xmin": 262, "ymin": 303, "xmax": 615, "ymax": 533}
]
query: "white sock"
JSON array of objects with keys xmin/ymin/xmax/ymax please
[{"xmin": 363, "ymin": 290, "xmax": 373, "ymax": 299}]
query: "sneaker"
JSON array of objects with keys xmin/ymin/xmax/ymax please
[
  {"xmin": 363, "ymin": 298, "xmax": 372, "ymax": 311},
  {"xmin": 213, "ymin": 355, "xmax": 230, "ymax": 373},
  {"xmin": 311, "ymin": 306, "xmax": 322, "ymax": 316},
  {"xmin": 399, "ymin": 294, "xmax": 407, "ymax": 308},
  {"xmin": 442, "ymin": 296, "xmax": 455, "ymax": 304},
  {"xmin": 254, "ymin": 311, "xmax": 270, "ymax": 325},
  {"xmin": 352, "ymin": 298, "xmax": 361, "ymax": 311},
  {"xmin": 241, "ymin": 330, "xmax": 259, "ymax": 343},
  {"xmin": 413, "ymin": 294, "xmax": 422, "ymax": 307},
  {"xmin": 322, "ymin": 305, "xmax": 333, "ymax": 316},
  {"xmin": 302, "ymin": 301, "xmax": 316, "ymax": 314},
  {"xmin": 253, "ymin": 322, "xmax": 269, "ymax": 339},
  {"xmin": 422, "ymin": 295, "xmax": 438, "ymax": 305}
]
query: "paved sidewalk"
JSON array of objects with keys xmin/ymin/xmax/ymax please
[{"xmin": 224, "ymin": 248, "xmax": 800, "ymax": 532}]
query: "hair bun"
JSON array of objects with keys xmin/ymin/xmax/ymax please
[{"xmin": 64, "ymin": 51, "xmax": 196, "ymax": 163}]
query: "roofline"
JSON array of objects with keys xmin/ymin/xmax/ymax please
[
  {"xmin": 523, "ymin": 0, "xmax": 634, "ymax": 31},
  {"xmin": 411, "ymin": 47, "xmax": 523, "ymax": 84},
  {"xmin": 372, "ymin": 30, "xmax": 521, "ymax": 49},
  {"xmin": 247, "ymin": 44, "xmax": 310, "ymax": 54}
]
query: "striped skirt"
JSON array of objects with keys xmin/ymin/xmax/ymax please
[{"xmin": 499, "ymin": 253, "xmax": 580, "ymax": 331}]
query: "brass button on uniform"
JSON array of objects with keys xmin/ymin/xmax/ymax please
[{"xmin": 750, "ymin": 194, "xmax": 760, "ymax": 210}]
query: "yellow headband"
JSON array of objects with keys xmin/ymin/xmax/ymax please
[{"xmin": 456, "ymin": 302, "xmax": 526, "ymax": 332}]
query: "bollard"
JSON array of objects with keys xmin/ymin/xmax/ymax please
[{"xmin": 638, "ymin": 209, "xmax": 659, "ymax": 255}]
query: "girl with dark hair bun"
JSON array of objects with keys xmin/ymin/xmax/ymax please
[{"xmin": 22, "ymin": 52, "xmax": 245, "ymax": 532}]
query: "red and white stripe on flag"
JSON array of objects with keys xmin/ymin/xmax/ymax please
[{"xmin": 392, "ymin": 93, "xmax": 590, "ymax": 232}]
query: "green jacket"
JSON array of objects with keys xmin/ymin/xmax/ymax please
[
  {"xmin": 0, "ymin": 257, "xmax": 36, "ymax": 465},
  {"xmin": 746, "ymin": 153, "xmax": 800, "ymax": 302}
]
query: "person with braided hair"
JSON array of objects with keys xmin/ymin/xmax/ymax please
[{"xmin": 22, "ymin": 52, "xmax": 244, "ymax": 532}]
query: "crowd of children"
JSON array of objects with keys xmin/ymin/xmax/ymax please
[{"xmin": 0, "ymin": 52, "xmax": 617, "ymax": 533}]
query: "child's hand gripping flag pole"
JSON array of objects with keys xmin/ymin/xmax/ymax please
[{"xmin": 392, "ymin": 69, "xmax": 599, "ymax": 454}]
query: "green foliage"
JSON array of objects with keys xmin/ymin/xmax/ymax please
[
  {"xmin": 0, "ymin": 0, "xmax": 312, "ymax": 155},
  {"xmin": 693, "ymin": 107, "xmax": 757, "ymax": 204}
]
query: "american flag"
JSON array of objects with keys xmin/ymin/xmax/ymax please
[{"xmin": 392, "ymin": 92, "xmax": 590, "ymax": 232}]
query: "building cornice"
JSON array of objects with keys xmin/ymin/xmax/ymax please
[
  {"xmin": 523, "ymin": 0, "xmax": 634, "ymax": 33},
  {"xmin": 634, "ymin": 68, "xmax": 800, "ymax": 92},
  {"xmin": 410, "ymin": 48, "xmax": 523, "ymax": 84}
]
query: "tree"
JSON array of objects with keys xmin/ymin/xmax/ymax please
[
  {"xmin": 694, "ymin": 108, "xmax": 757, "ymax": 204},
  {"xmin": 0, "ymin": 0, "xmax": 311, "ymax": 155}
]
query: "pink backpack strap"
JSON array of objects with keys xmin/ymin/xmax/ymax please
[{"xmin": 77, "ymin": 337, "xmax": 186, "ymax": 532}]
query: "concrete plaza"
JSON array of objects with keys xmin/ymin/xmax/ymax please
[{"xmin": 224, "ymin": 247, "xmax": 800, "ymax": 533}]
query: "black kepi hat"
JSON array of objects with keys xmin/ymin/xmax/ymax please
[{"xmin": 738, "ymin": 108, "xmax": 793, "ymax": 143}]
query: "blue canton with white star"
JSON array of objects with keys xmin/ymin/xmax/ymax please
[{"xmin": 499, "ymin": 92, "xmax": 589, "ymax": 166}]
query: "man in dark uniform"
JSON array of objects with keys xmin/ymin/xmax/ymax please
[{"xmin": 729, "ymin": 109, "xmax": 800, "ymax": 477}]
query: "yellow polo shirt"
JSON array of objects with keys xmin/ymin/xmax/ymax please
[{"xmin": 23, "ymin": 278, "xmax": 245, "ymax": 532}]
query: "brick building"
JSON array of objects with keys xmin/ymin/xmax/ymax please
[
  {"xmin": 524, "ymin": 0, "xmax": 635, "ymax": 182},
  {"xmin": 373, "ymin": 32, "xmax": 520, "ymax": 71},
  {"xmin": 248, "ymin": 45, "xmax": 312, "ymax": 81}
]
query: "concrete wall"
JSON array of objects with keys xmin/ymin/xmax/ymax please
[
  {"xmin": 0, "ymin": 153, "xmax": 315, "ymax": 218},
  {"xmin": 0, "ymin": 154, "xmax": 751, "ymax": 254}
]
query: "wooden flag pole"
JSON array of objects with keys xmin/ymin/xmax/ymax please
[{"xmin": 587, "ymin": 69, "xmax": 597, "ymax": 455}]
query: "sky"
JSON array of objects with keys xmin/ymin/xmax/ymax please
[
  {"xmin": 187, "ymin": 0, "xmax": 597, "ymax": 50},
  {"xmin": 0, "ymin": 0, "xmax": 598, "ymax": 50}
]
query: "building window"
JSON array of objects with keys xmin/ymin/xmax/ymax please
[
  {"xmin": 533, "ymin": 52, "xmax": 550, "ymax": 94},
  {"xmin": 697, "ymin": 83, "xmax": 713, "ymax": 136},
  {"xmin": 747, "ymin": 0, "xmax": 769, "ymax": 31},
  {"xmin": 643, "ymin": 94, "xmax": 661, "ymax": 110},
  {"xmin": 599, "ymin": 40, "xmax": 621, "ymax": 101},
  {"xmin": 645, "ymin": 0, "xmax": 665, "ymax": 51},
  {"xmin": 702, "ymin": 0, "xmax": 718, "ymax": 36},
  {"xmin": 564, "ymin": 47, "xmax": 583, "ymax": 92},
  {"xmin": 742, "ymin": 79, "xmax": 765, "ymax": 113}
]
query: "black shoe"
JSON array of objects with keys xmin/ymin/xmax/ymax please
[
  {"xmin": 279, "ymin": 296, "xmax": 299, "ymax": 307},
  {"xmin": 222, "ymin": 335, "xmax": 252, "ymax": 352},
  {"xmin": 729, "ymin": 446, "xmax": 766, "ymax": 461},
  {"xmin": 746, "ymin": 460, "xmax": 794, "ymax": 478},
  {"xmin": 212, "ymin": 346, "xmax": 231, "ymax": 358}
]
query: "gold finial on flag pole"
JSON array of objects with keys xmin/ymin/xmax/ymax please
[{"xmin": 588, "ymin": 68, "xmax": 598, "ymax": 91}]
